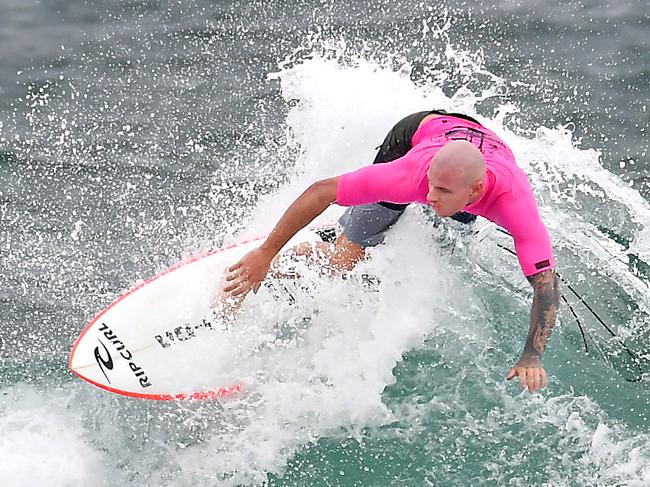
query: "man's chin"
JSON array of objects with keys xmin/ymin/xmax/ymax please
[{"xmin": 431, "ymin": 207, "xmax": 458, "ymax": 217}]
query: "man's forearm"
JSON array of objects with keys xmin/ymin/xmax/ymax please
[
  {"xmin": 260, "ymin": 177, "xmax": 339, "ymax": 255},
  {"xmin": 521, "ymin": 269, "xmax": 560, "ymax": 359}
]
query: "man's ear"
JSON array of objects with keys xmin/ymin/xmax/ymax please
[{"xmin": 470, "ymin": 180, "xmax": 483, "ymax": 197}]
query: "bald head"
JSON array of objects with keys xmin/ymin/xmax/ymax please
[
  {"xmin": 430, "ymin": 140, "xmax": 485, "ymax": 185},
  {"xmin": 425, "ymin": 140, "xmax": 486, "ymax": 217}
]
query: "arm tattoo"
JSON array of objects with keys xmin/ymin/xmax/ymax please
[{"xmin": 522, "ymin": 270, "xmax": 560, "ymax": 358}]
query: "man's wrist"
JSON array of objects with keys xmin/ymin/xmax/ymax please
[
  {"xmin": 260, "ymin": 240, "xmax": 282, "ymax": 255},
  {"xmin": 516, "ymin": 353, "xmax": 542, "ymax": 367}
]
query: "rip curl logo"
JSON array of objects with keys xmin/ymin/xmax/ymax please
[
  {"xmin": 97, "ymin": 323, "xmax": 152, "ymax": 388},
  {"xmin": 94, "ymin": 339, "xmax": 114, "ymax": 384}
]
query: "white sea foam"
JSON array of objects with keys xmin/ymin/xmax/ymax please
[{"xmin": 0, "ymin": 384, "xmax": 104, "ymax": 487}]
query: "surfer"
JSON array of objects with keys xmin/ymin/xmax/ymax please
[{"xmin": 223, "ymin": 110, "xmax": 560, "ymax": 393}]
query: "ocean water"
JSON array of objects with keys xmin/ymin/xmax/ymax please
[{"xmin": 1, "ymin": 1, "xmax": 649, "ymax": 485}]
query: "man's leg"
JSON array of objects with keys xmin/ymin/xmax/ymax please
[
  {"xmin": 331, "ymin": 203, "xmax": 406, "ymax": 271},
  {"xmin": 331, "ymin": 233, "xmax": 366, "ymax": 271},
  {"xmin": 274, "ymin": 202, "xmax": 405, "ymax": 274},
  {"xmin": 272, "ymin": 233, "xmax": 364, "ymax": 275}
]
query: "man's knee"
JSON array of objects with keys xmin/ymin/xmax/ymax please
[{"xmin": 333, "ymin": 233, "xmax": 366, "ymax": 271}]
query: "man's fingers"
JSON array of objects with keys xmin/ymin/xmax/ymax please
[
  {"xmin": 223, "ymin": 275, "xmax": 251, "ymax": 294},
  {"xmin": 529, "ymin": 368, "xmax": 540, "ymax": 392},
  {"xmin": 225, "ymin": 266, "xmax": 247, "ymax": 282},
  {"xmin": 222, "ymin": 281, "xmax": 242, "ymax": 293},
  {"xmin": 518, "ymin": 368, "xmax": 527, "ymax": 389},
  {"xmin": 223, "ymin": 264, "xmax": 251, "ymax": 292},
  {"xmin": 222, "ymin": 272, "xmax": 262, "ymax": 296},
  {"xmin": 228, "ymin": 282, "xmax": 252, "ymax": 297},
  {"xmin": 222, "ymin": 280, "xmax": 242, "ymax": 293},
  {"xmin": 224, "ymin": 272, "xmax": 239, "ymax": 282},
  {"xmin": 508, "ymin": 365, "xmax": 548, "ymax": 392}
]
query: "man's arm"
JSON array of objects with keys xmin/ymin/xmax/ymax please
[
  {"xmin": 222, "ymin": 155, "xmax": 415, "ymax": 299},
  {"xmin": 523, "ymin": 269, "xmax": 560, "ymax": 360},
  {"xmin": 507, "ymin": 269, "xmax": 560, "ymax": 392},
  {"xmin": 223, "ymin": 177, "xmax": 339, "ymax": 297}
]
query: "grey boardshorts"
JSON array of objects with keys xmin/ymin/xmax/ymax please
[{"xmin": 338, "ymin": 203, "xmax": 406, "ymax": 247}]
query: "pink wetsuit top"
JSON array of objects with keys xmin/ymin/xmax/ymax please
[{"xmin": 336, "ymin": 116, "xmax": 555, "ymax": 277}]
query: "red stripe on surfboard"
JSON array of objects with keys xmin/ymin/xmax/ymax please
[
  {"xmin": 70, "ymin": 368, "xmax": 242, "ymax": 400},
  {"xmin": 69, "ymin": 222, "xmax": 335, "ymax": 400}
]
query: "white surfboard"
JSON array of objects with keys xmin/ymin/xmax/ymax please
[{"xmin": 69, "ymin": 210, "xmax": 341, "ymax": 400}]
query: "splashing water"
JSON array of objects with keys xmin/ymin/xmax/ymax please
[{"xmin": 1, "ymin": 4, "xmax": 649, "ymax": 486}]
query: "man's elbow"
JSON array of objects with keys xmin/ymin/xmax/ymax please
[
  {"xmin": 309, "ymin": 177, "xmax": 339, "ymax": 206},
  {"xmin": 527, "ymin": 269, "xmax": 560, "ymax": 294}
]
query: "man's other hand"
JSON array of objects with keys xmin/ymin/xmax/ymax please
[{"xmin": 507, "ymin": 355, "xmax": 548, "ymax": 393}]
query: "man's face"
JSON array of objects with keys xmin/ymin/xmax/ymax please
[{"xmin": 426, "ymin": 163, "xmax": 475, "ymax": 217}]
